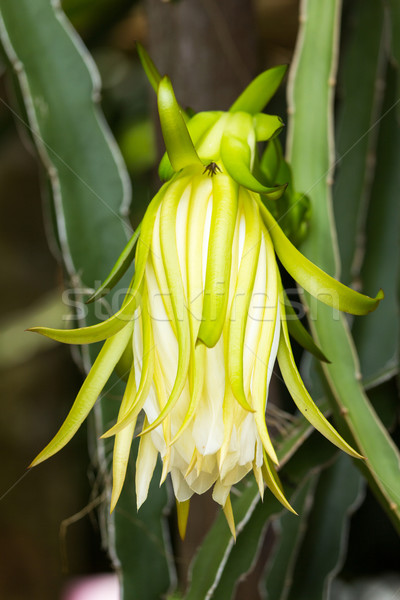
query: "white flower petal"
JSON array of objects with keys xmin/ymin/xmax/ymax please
[
  {"xmin": 212, "ymin": 479, "xmax": 231, "ymax": 506},
  {"xmin": 171, "ymin": 468, "xmax": 194, "ymax": 502},
  {"xmin": 192, "ymin": 340, "xmax": 225, "ymax": 455},
  {"xmin": 135, "ymin": 432, "xmax": 158, "ymax": 509}
]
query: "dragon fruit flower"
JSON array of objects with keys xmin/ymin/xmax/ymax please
[{"xmin": 29, "ymin": 49, "xmax": 382, "ymax": 538}]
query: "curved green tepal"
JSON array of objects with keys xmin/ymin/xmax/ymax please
[
  {"xmin": 157, "ymin": 76, "xmax": 202, "ymax": 171},
  {"xmin": 229, "ymin": 65, "xmax": 288, "ymax": 114},
  {"xmin": 221, "ymin": 134, "xmax": 286, "ymax": 197},
  {"xmin": 198, "ymin": 173, "xmax": 238, "ymax": 347},
  {"xmin": 30, "ymin": 324, "xmax": 134, "ymax": 467},
  {"xmin": 257, "ymin": 198, "xmax": 383, "ymax": 315},
  {"xmin": 253, "ymin": 113, "xmax": 284, "ymax": 142},
  {"xmin": 137, "ymin": 42, "xmax": 162, "ymax": 92}
]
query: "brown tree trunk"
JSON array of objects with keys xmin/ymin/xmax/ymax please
[{"xmin": 144, "ymin": 0, "xmax": 259, "ymax": 111}]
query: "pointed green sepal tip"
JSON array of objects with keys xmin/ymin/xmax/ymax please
[
  {"xmin": 86, "ymin": 224, "xmax": 141, "ymax": 304},
  {"xmin": 176, "ymin": 499, "xmax": 190, "ymax": 540},
  {"xmin": 26, "ymin": 316, "xmax": 128, "ymax": 345},
  {"xmin": 229, "ymin": 64, "xmax": 288, "ymax": 114},
  {"xmin": 374, "ymin": 288, "xmax": 384, "ymax": 305},
  {"xmin": 29, "ymin": 455, "xmax": 44, "ymax": 469},
  {"xmin": 262, "ymin": 451, "xmax": 297, "ymax": 515},
  {"xmin": 157, "ymin": 76, "xmax": 202, "ymax": 172},
  {"xmin": 136, "ymin": 42, "xmax": 162, "ymax": 93}
]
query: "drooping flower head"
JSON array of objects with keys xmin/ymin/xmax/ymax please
[{"xmin": 29, "ymin": 47, "xmax": 383, "ymax": 537}]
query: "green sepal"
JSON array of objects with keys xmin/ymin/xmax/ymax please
[
  {"xmin": 229, "ymin": 65, "xmax": 288, "ymax": 114},
  {"xmin": 221, "ymin": 133, "xmax": 287, "ymax": 197},
  {"xmin": 253, "ymin": 113, "xmax": 284, "ymax": 142},
  {"xmin": 197, "ymin": 173, "xmax": 238, "ymax": 347},
  {"xmin": 136, "ymin": 42, "xmax": 162, "ymax": 93},
  {"xmin": 28, "ymin": 309, "xmax": 135, "ymax": 345},
  {"xmin": 252, "ymin": 227, "xmax": 280, "ymax": 463},
  {"xmin": 277, "ymin": 306, "xmax": 362, "ymax": 459},
  {"xmin": 282, "ymin": 290, "xmax": 330, "ymax": 363},
  {"xmin": 140, "ymin": 176, "xmax": 192, "ymax": 435},
  {"xmin": 158, "ymin": 113, "xmax": 221, "ymax": 180},
  {"xmin": 195, "ymin": 113, "xmax": 230, "ymax": 162},
  {"xmin": 103, "ymin": 290, "xmax": 155, "ymax": 438},
  {"xmin": 228, "ymin": 192, "xmax": 261, "ymax": 413},
  {"xmin": 277, "ymin": 274, "xmax": 362, "ymax": 459},
  {"xmin": 188, "ymin": 111, "xmax": 222, "ymax": 145},
  {"xmin": 29, "ymin": 185, "xmax": 166, "ymax": 346},
  {"xmin": 260, "ymin": 137, "xmax": 282, "ymax": 184},
  {"xmin": 262, "ymin": 451, "xmax": 296, "ymax": 514},
  {"xmin": 256, "ymin": 197, "xmax": 384, "ymax": 315},
  {"xmin": 158, "ymin": 152, "xmax": 175, "ymax": 181},
  {"xmin": 87, "ymin": 224, "xmax": 141, "ymax": 303},
  {"xmin": 157, "ymin": 76, "xmax": 202, "ymax": 171},
  {"xmin": 30, "ymin": 322, "xmax": 134, "ymax": 467},
  {"xmin": 220, "ymin": 111, "xmax": 286, "ymax": 197}
]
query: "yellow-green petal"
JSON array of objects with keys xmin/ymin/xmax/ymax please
[
  {"xmin": 251, "ymin": 230, "xmax": 279, "ymax": 464},
  {"xmin": 257, "ymin": 197, "xmax": 383, "ymax": 315},
  {"xmin": 198, "ymin": 172, "xmax": 238, "ymax": 347},
  {"xmin": 262, "ymin": 451, "xmax": 296, "ymax": 514},
  {"xmin": 187, "ymin": 111, "xmax": 222, "ymax": 150},
  {"xmin": 110, "ymin": 362, "xmax": 137, "ymax": 512},
  {"xmin": 228, "ymin": 192, "xmax": 261, "ymax": 412},
  {"xmin": 136, "ymin": 42, "xmax": 162, "ymax": 93},
  {"xmin": 103, "ymin": 290, "xmax": 154, "ymax": 438},
  {"xmin": 186, "ymin": 176, "xmax": 212, "ymax": 343},
  {"xmin": 229, "ymin": 65, "xmax": 288, "ymax": 114},
  {"xmin": 277, "ymin": 277, "xmax": 363, "ymax": 459},
  {"xmin": 195, "ymin": 113, "xmax": 229, "ymax": 161},
  {"xmin": 29, "ymin": 185, "xmax": 166, "ymax": 345},
  {"xmin": 140, "ymin": 176, "xmax": 192, "ymax": 434},
  {"xmin": 30, "ymin": 321, "xmax": 134, "ymax": 467},
  {"xmin": 157, "ymin": 76, "xmax": 202, "ymax": 171},
  {"xmin": 221, "ymin": 133, "xmax": 287, "ymax": 197}
]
